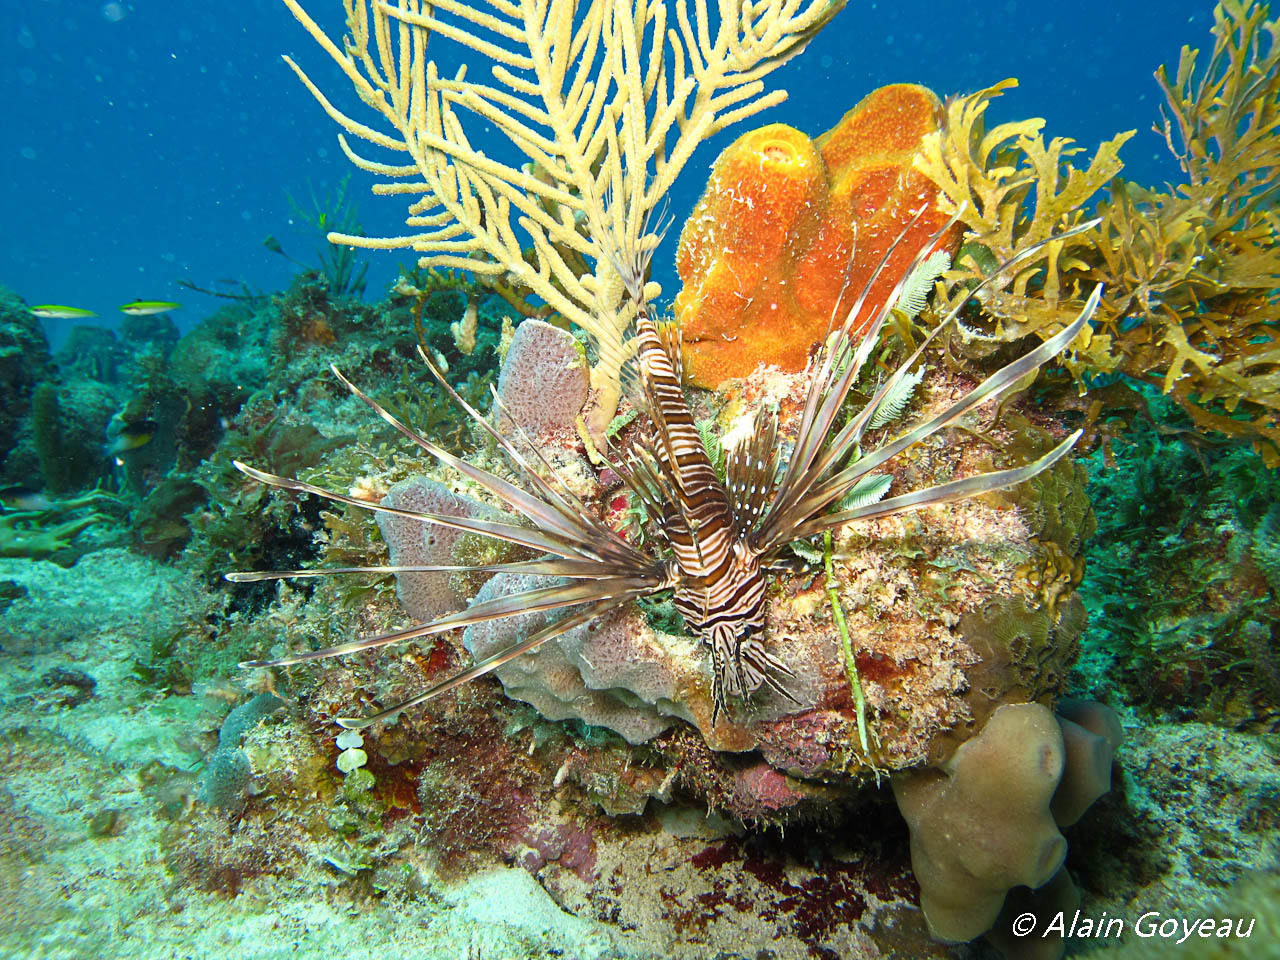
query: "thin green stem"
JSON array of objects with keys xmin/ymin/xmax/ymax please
[{"xmin": 825, "ymin": 530, "xmax": 871, "ymax": 757}]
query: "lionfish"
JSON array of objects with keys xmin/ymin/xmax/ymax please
[{"xmin": 230, "ymin": 215, "xmax": 1101, "ymax": 730}]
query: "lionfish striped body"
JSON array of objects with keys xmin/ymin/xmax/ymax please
[
  {"xmin": 629, "ymin": 308, "xmax": 792, "ymax": 720},
  {"xmin": 230, "ymin": 216, "xmax": 1102, "ymax": 731}
]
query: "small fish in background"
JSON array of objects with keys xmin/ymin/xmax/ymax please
[
  {"xmin": 119, "ymin": 300, "xmax": 180, "ymax": 316},
  {"xmin": 29, "ymin": 305, "xmax": 97, "ymax": 320},
  {"xmin": 0, "ymin": 485, "xmax": 54, "ymax": 514},
  {"xmin": 103, "ymin": 417, "xmax": 158, "ymax": 458}
]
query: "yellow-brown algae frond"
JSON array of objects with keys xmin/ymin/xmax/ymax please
[{"xmin": 913, "ymin": 1, "xmax": 1280, "ymax": 465}]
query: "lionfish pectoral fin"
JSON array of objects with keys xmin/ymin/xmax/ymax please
[
  {"xmin": 710, "ymin": 678, "xmax": 727, "ymax": 729},
  {"xmin": 756, "ymin": 227, "xmax": 1102, "ymax": 555},
  {"xmin": 741, "ymin": 640, "xmax": 801, "ymax": 705},
  {"xmin": 225, "ymin": 557, "xmax": 658, "ymax": 585},
  {"xmin": 334, "ymin": 596, "xmax": 620, "ymax": 729},
  {"xmin": 328, "ymin": 364, "xmax": 644, "ymax": 566},
  {"xmin": 794, "ymin": 428, "xmax": 1084, "ymax": 539},
  {"xmin": 239, "ymin": 575, "xmax": 659, "ymax": 669},
  {"xmin": 757, "ymin": 285, "xmax": 1102, "ymax": 550},
  {"xmin": 757, "ymin": 669, "xmax": 801, "ymax": 706},
  {"xmin": 239, "ymin": 620, "xmax": 439, "ymax": 669},
  {"xmin": 229, "ymin": 459, "xmax": 600, "ymax": 560},
  {"xmin": 708, "ymin": 642, "xmax": 731, "ymax": 728}
]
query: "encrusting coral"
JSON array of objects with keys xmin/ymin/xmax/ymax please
[
  {"xmin": 199, "ymin": 693, "xmax": 284, "ymax": 812},
  {"xmin": 675, "ymin": 83, "xmax": 958, "ymax": 388}
]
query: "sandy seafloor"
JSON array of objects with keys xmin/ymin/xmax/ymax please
[
  {"xmin": 0, "ymin": 547, "xmax": 1276, "ymax": 960},
  {"xmin": 0, "ymin": 549, "xmax": 640, "ymax": 960}
]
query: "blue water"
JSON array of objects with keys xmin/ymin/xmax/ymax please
[{"xmin": 4, "ymin": 0, "xmax": 1209, "ymax": 345}]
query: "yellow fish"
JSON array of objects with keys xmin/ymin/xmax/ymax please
[
  {"xmin": 104, "ymin": 419, "xmax": 158, "ymax": 457},
  {"xmin": 120, "ymin": 300, "xmax": 180, "ymax": 316},
  {"xmin": 29, "ymin": 305, "xmax": 97, "ymax": 319}
]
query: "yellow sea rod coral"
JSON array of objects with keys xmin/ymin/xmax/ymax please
[
  {"xmin": 675, "ymin": 84, "xmax": 959, "ymax": 388},
  {"xmin": 278, "ymin": 0, "xmax": 845, "ymax": 435}
]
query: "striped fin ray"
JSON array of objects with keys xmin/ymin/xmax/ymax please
[
  {"xmin": 225, "ymin": 555, "xmax": 656, "ymax": 584},
  {"xmin": 607, "ymin": 193, "xmax": 673, "ymax": 302},
  {"xmin": 789, "ymin": 429, "xmax": 1083, "ymax": 541},
  {"xmin": 617, "ymin": 438, "xmax": 690, "ymax": 540},
  {"xmin": 331, "ymin": 361, "xmax": 649, "ymax": 569},
  {"xmin": 754, "ymin": 219, "xmax": 1103, "ymax": 554},
  {"xmin": 487, "ymin": 383, "xmax": 599, "ymax": 518},
  {"xmin": 782, "ymin": 286, "xmax": 1102, "ymax": 529},
  {"xmin": 614, "ymin": 339, "xmax": 646, "ymax": 411},
  {"xmin": 653, "ymin": 319, "xmax": 685, "ymax": 385},
  {"xmin": 239, "ymin": 573, "xmax": 662, "ymax": 669},
  {"xmin": 754, "ymin": 215, "xmax": 949, "ymax": 551},
  {"xmin": 232, "ymin": 460, "xmax": 620, "ymax": 563},
  {"xmin": 413, "ymin": 343, "xmax": 601, "ymax": 528},
  {"xmin": 335, "ymin": 594, "xmax": 633, "ymax": 729},
  {"xmin": 788, "ymin": 218, "xmax": 1105, "ymax": 507},
  {"xmin": 778, "ymin": 207, "xmax": 942, "ymax": 498},
  {"xmin": 595, "ymin": 196, "xmax": 673, "ymax": 401},
  {"xmin": 724, "ymin": 408, "xmax": 779, "ymax": 536},
  {"xmin": 602, "ymin": 439, "xmax": 665, "ymax": 517}
]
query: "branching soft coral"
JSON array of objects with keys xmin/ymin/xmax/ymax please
[{"xmin": 914, "ymin": 0, "xmax": 1280, "ymax": 464}]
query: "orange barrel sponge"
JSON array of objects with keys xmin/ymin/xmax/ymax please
[{"xmin": 675, "ymin": 83, "xmax": 957, "ymax": 389}]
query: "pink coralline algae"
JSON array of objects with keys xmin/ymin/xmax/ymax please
[
  {"xmin": 732, "ymin": 762, "xmax": 806, "ymax": 818},
  {"xmin": 756, "ymin": 710, "xmax": 839, "ymax": 779},
  {"xmin": 518, "ymin": 823, "xmax": 599, "ymax": 882}
]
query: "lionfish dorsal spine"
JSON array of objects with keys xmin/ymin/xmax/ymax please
[{"xmin": 633, "ymin": 309, "xmax": 739, "ymax": 575}]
